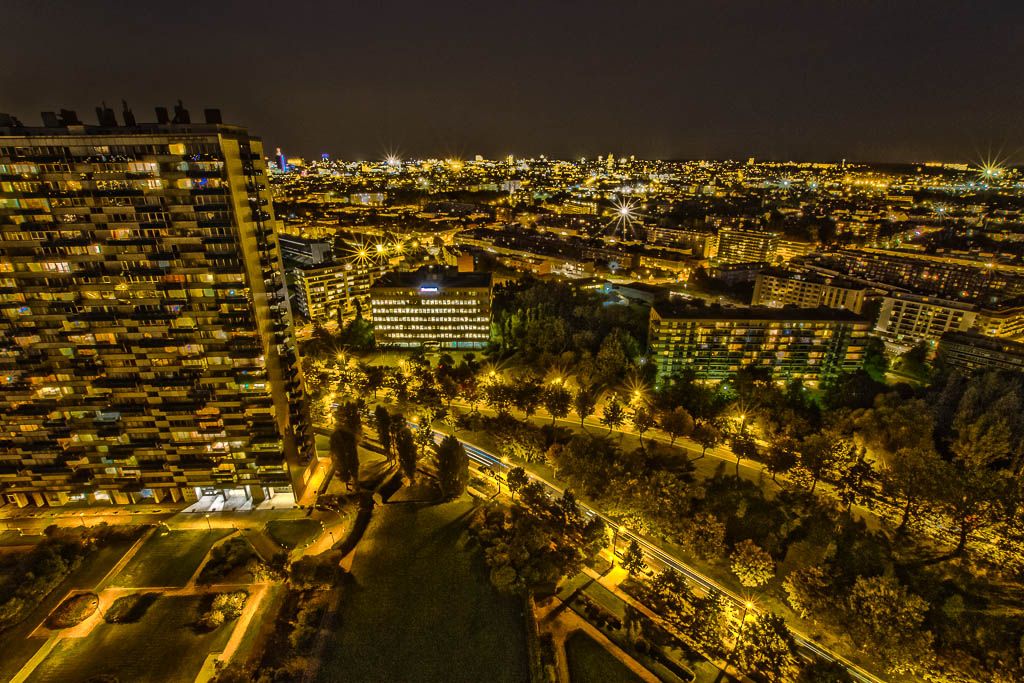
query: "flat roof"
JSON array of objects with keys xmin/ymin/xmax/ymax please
[
  {"xmin": 372, "ymin": 266, "xmax": 492, "ymax": 289},
  {"xmin": 653, "ymin": 301, "xmax": 866, "ymax": 322}
]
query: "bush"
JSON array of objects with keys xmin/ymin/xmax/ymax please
[
  {"xmin": 104, "ymin": 592, "xmax": 159, "ymax": 623},
  {"xmin": 197, "ymin": 590, "xmax": 248, "ymax": 631},
  {"xmin": 199, "ymin": 537, "xmax": 272, "ymax": 584},
  {"xmin": 47, "ymin": 592, "xmax": 98, "ymax": 629}
]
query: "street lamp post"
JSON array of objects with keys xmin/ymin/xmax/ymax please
[
  {"xmin": 204, "ymin": 513, "xmax": 211, "ymax": 531},
  {"xmin": 610, "ymin": 524, "xmax": 626, "ymax": 564},
  {"xmin": 79, "ymin": 512, "xmax": 85, "ymax": 529},
  {"xmin": 728, "ymin": 600, "xmax": 755, "ymax": 664}
]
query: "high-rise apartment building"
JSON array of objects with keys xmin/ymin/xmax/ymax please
[
  {"xmin": 294, "ymin": 259, "xmax": 389, "ymax": 324},
  {"xmin": 370, "ymin": 266, "xmax": 491, "ymax": 349},
  {"xmin": 0, "ymin": 105, "xmax": 313, "ymax": 507},
  {"xmin": 649, "ymin": 302, "xmax": 869, "ymax": 382},
  {"xmin": 715, "ymin": 228, "xmax": 779, "ymax": 265}
]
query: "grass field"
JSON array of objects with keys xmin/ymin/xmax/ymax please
[
  {"xmin": 266, "ymin": 518, "xmax": 321, "ymax": 549},
  {"xmin": 317, "ymin": 499, "xmax": 529, "ymax": 683},
  {"xmin": 565, "ymin": 631, "xmax": 644, "ymax": 683},
  {"xmin": 110, "ymin": 529, "xmax": 229, "ymax": 588},
  {"xmin": 26, "ymin": 595, "xmax": 234, "ymax": 683},
  {"xmin": 0, "ymin": 533, "xmax": 140, "ymax": 682}
]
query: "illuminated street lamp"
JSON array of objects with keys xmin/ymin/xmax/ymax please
[
  {"xmin": 610, "ymin": 523, "xmax": 627, "ymax": 562},
  {"xmin": 204, "ymin": 513, "xmax": 212, "ymax": 530}
]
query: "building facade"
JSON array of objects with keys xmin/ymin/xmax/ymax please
[
  {"xmin": 804, "ymin": 248, "xmax": 1024, "ymax": 301},
  {"xmin": 753, "ymin": 268, "xmax": 869, "ymax": 314},
  {"xmin": 649, "ymin": 303, "xmax": 869, "ymax": 382},
  {"xmin": 370, "ymin": 267, "xmax": 491, "ymax": 349},
  {"xmin": 293, "ymin": 259, "xmax": 389, "ymax": 324},
  {"xmin": 937, "ymin": 332, "xmax": 1024, "ymax": 374},
  {"xmin": 0, "ymin": 107, "xmax": 313, "ymax": 507},
  {"xmin": 646, "ymin": 227, "xmax": 715, "ymax": 258},
  {"xmin": 715, "ymin": 228, "xmax": 779, "ymax": 264},
  {"xmin": 875, "ymin": 293, "xmax": 1024, "ymax": 346}
]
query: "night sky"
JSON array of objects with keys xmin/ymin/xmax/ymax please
[{"xmin": 3, "ymin": 1, "xmax": 1023, "ymax": 163}]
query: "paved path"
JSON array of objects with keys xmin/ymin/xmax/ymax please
[{"xmin": 537, "ymin": 593, "xmax": 659, "ymax": 683}]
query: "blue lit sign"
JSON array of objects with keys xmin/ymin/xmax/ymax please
[{"xmin": 419, "ymin": 286, "xmax": 439, "ymax": 293}]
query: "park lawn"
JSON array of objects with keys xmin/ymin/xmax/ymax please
[
  {"xmin": 25, "ymin": 595, "xmax": 234, "ymax": 683},
  {"xmin": 265, "ymin": 519, "xmax": 321, "ymax": 549},
  {"xmin": 0, "ymin": 531, "xmax": 141, "ymax": 682},
  {"xmin": 565, "ymin": 630, "xmax": 644, "ymax": 683},
  {"xmin": 111, "ymin": 529, "xmax": 230, "ymax": 588},
  {"xmin": 317, "ymin": 499, "xmax": 530, "ymax": 683}
]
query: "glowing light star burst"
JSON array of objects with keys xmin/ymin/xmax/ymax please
[
  {"xmin": 974, "ymin": 151, "xmax": 1008, "ymax": 184},
  {"xmin": 604, "ymin": 196, "xmax": 644, "ymax": 240},
  {"xmin": 343, "ymin": 238, "xmax": 387, "ymax": 266}
]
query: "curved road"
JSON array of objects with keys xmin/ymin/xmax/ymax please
[{"xmin": 450, "ymin": 432, "xmax": 885, "ymax": 683}]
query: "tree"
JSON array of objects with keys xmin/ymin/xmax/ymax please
[
  {"xmin": 680, "ymin": 513, "xmax": 726, "ymax": 560},
  {"xmin": 483, "ymin": 382, "xmax": 515, "ymax": 415},
  {"xmin": 335, "ymin": 399, "xmax": 363, "ymax": 437},
  {"xmin": 692, "ymin": 591, "xmax": 730, "ymax": 656},
  {"xmin": 363, "ymin": 364, "xmax": 386, "ymax": 399},
  {"xmin": 395, "ymin": 425, "xmax": 417, "ymax": 483},
  {"xmin": 574, "ymin": 386, "xmax": 597, "ymax": 427},
  {"xmin": 692, "ymin": 420, "xmax": 722, "ymax": 460},
  {"xmin": 512, "ymin": 374, "xmax": 544, "ymax": 419},
  {"xmin": 329, "ymin": 428, "xmax": 360, "ymax": 490},
  {"xmin": 631, "ymin": 406, "xmax": 656, "ymax": 449},
  {"xmin": 862, "ymin": 336, "xmax": 888, "ymax": 382},
  {"xmin": 734, "ymin": 613, "xmax": 797, "ymax": 682},
  {"xmin": 542, "ymin": 385, "xmax": 572, "ymax": 425},
  {"xmin": 797, "ymin": 659, "xmax": 853, "ymax": 683},
  {"xmin": 438, "ymin": 375, "xmax": 459, "ymax": 411},
  {"xmin": 620, "ymin": 538, "xmax": 646, "ymax": 576},
  {"xmin": 832, "ymin": 447, "xmax": 874, "ymax": 511},
  {"xmin": 413, "ymin": 418, "xmax": 434, "ymax": 460},
  {"xmin": 601, "ymin": 397, "xmax": 626, "ymax": 434},
  {"xmin": 935, "ymin": 457, "xmax": 1004, "ymax": 556},
  {"xmin": 730, "ymin": 539, "xmax": 774, "ymax": 587},
  {"xmin": 764, "ymin": 437, "xmax": 798, "ymax": 483},
  {"xmin": 846, "ymin": 576, "xmax": 932, "ymax": 674},
  {"xmin": 374, "ymin": 405, "xmax": 392, "ymax": 458},
  {"xmin": 730, "ymin": 434, "xmax": 758, "ymax": 477},
  {"xmin": 436, "ymin": 435, "xmax": 469, "ymax": 499},
  {"xmin": 783, "ymin": 565, "xmax": 833, "ymax": 619},
  {"xmin": 506, "ymin": 466, "xmax": 528, "ymax": 501},
  {"xmin": 659, "ymin": 407, "xmax": 694, "ymax": 446},
  {"xmin": 798, "ymin": 433, "xmax": 838, "ymax": 494}
]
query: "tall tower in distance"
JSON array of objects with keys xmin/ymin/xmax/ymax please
[{"xmin": 0, "ymin": 103, "xmax": 314, "ymax": 508}]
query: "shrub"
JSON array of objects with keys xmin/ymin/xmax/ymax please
[
  {"xmin": 104, "ymin": 593, "xmax": 159, "ymax": 623},
  {"xmin": 47, "ymin": 592, "xmax": 98, "ymax": 629}
]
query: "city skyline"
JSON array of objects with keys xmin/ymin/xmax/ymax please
[{"xmin": 3, "ymin": 1, "xmax": 1023, "ymax": 163}]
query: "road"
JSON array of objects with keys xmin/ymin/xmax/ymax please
[{"xmin": 450, "ymin": 431, "xmax": 885, "ymax": 683}]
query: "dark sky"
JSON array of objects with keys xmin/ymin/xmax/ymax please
[{"xmin": 3, "ymin": 1, "xmax": 1023, "ymax": 163}]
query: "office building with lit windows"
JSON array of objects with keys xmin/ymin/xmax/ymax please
[
  {"xmin": 0, "ymin": 105, "xmax": 313, "ymax": 507},
  {"xmin": 649, "ymin": 302, "xmax": 869, "ymax": 383},
  {"xmin": 370, "ymin": 266, "xmax": 491, "ymax": 349}
]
